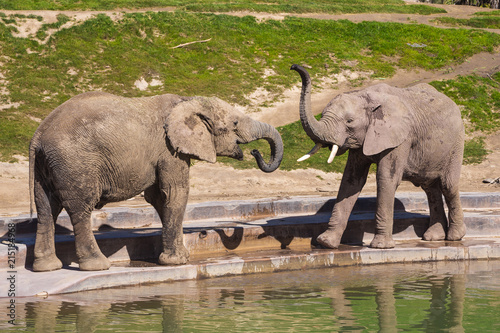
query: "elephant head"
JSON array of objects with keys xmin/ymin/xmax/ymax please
[
  {"xmin": 165, "ymin": 96, "xmax": 283, "ymax": 172},
  {"xmin": 290, "ymin": 64, "xmax": 411, "ymax": 162}
]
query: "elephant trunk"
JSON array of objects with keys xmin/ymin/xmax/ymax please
[
  {"xmin": 290, "ymin": 64, "xmax": 328, "ymax": 143},
  {"xmin": 239, "ymin": 119, "xmax": 283, "ymax": 173},
  {"xmin": 291, "ymin": 64, "xmax": 339, "ymax": 164}
]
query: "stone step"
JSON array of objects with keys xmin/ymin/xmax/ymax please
[
  {"xmin": 1, "ymin": 208, "xmax": 499, "ymax": 270},
  {"xmin": 2, "ymin": 192, "xmax": 499, "ymax": 235}
]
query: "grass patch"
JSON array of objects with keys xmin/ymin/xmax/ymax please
[
  {"xmin": 433, "ymin": 16, "xmax": 500, "ymax": 29},
  {"xmin": 36, "ymin": 14, "xmax": 71, "ymax": 40},
  {"xmin": 0, "ymin": 113, "xmax": 38, "ymax": 163},
  {"xmin": 0, "ymin": 0, "xmax": 446, "ymax": 14},
  {"xmin": 182, "ymin": 0, "xmax": 445, "ymax": 15},
  {"xmin": 463, "ymin": 137, "xmax": 489, "ymax": 165},
  {"xmin": 0, "ymin": 12, "xmax": 499, "ymax": 163},
  {"xmin": 475, "ymin": 11, "xmax": 500, "ymax": 16},
  {"xmin": 430, "ymin": 72, "xmax": 500, "ymax": 165},
  {"xmin": 429, "ymin": 73, "xmax": 500, "ymax": 133}
]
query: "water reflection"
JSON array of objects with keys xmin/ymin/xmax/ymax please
[{"xmin": 2, "ymin": 261, "xmax": 499, "ymax": 332}]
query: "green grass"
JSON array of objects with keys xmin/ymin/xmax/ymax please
[
  {"xmin": 433, "ymin": 8, "xmax": 500, "ymax": 29},
  {"xmin": 463, "ymin": 137, "xmax": 489, "ymax": 165},
  {"xmin": 429, "ymin": 5, "xmax": 500, "ymax": 29},
  {"xmin": 430, "ymin": 73, "xmax": 500, "ymax": 165},
  {"xmin": 0, "ymin": 0, "xmax": 446, "ymax": 14},
  {"xmin": 0, "ymin": 11, "xmax": 499, "ymax": 166},
  {"xmin": 475, "ymin": 11, "xmax": 500, "ymax": 16},
  {"xmin": 0, "ymin": 113, "xmax": 38, "ymax": 163},
  {"xmin": 182, "ymin": 0, "xmax": 445, "ymax": 15},
  {"xmin": 429, "ymin": 73, "xmax": 500, "ymax": 133},
  {"xmin": 433, "ymin": 16, "xmax": 500, "ymax": 29}
]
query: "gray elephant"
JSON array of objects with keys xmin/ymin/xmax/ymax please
[
  {"xmin": 29, "ymin": 92, "xmax": 283, "ymax": 271},
  {"xmin": 291, "ymin": 64, "xmax": 465, "ymax": 249}
]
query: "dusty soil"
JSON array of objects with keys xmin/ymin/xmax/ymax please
[{"xmin": 1, "ymin": 4, "xmax": 499, "ymax": 217}]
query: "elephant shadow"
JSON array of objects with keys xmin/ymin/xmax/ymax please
[
  {"xmin": 260, "ymin": 197, "xmax": 430, "ymax": 249},
  {"xmin": 16, "ymin": 223, "xmax": 251, "ymax": 269},
  {"xmin": 10, "ymin": 223, "xmax": 163, "ymax": 269}
]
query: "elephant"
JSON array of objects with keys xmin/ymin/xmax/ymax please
[
  {"xmin": 29, "ymin": 92, "xmax": 283, "ymax": 271},
  {"xmin": 291, "ymin": 64, "xmax": 465, "ymax": 249}
]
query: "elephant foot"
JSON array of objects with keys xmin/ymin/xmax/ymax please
[
  {"xmin": 370, "ymin": 234, "xmax": 395, "ymax": 249},
  {"xmin": 446, "ymin": 224, "xmax": 466, "ymax": 241},
  {"xmin": 158, "ymin": 247, "xmax": 190, "ymax": 265},
  {"xmin": 79, "ymin": 254, "xmax": 111, "ymax": 271},
  {"xmin": 32, "ymin": 254, "xmax": 63, "ymax": 272},
  {"xmin": 423, "ymin": 223, "xmax": 446, "ymax": 241},
  {"xmin": 316, "ymin": 229, "xmax": 342, "ymax": 249}
]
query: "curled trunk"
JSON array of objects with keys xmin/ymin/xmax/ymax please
[{"xmin": 240, "ymin": 119, "xmax": 283, "ymax": 173}]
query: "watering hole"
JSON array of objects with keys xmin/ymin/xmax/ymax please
[{"xmin": 2, "ymin": 260, "xmax": 499, "ymax": 332}]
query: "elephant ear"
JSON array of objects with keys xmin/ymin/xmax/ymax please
[
  {"xmin": 363, "ymin": 91, "xmax": 412, "ymax": 156},
  {"xmin": 165, "ymin": 98, "xmax": 217, "ymax": 163}
]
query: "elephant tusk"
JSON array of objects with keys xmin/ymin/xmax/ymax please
[
  {"xmin": 297, "ymin": 154, "xmax": 310, "ymax": 162},
  {"xmin": 297, "ymin": 143, "xmax": 323, "ymax": 162},
  {"xmin": 327, "ymin": 145, "xmax": 339, "ymax": 164}
]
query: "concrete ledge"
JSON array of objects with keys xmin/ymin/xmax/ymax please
[
  {"xmin": 0, "ymin": 193, "xmax": 499, "ymax": 269},
  {"xmin": 1, "ymin": 238, "xmax": 499, "ymax": 297},
  {"xmin": 2, "ymin": 192, "xmax": 499, "ymax": 234},
  {"xmin": 3, "ymin": 210, "xmax": 499, "ymax": 270}
]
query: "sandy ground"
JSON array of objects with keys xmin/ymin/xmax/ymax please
[{"xmin": 1, "ymin": 4, "xmax": 499, "ymax": 217}]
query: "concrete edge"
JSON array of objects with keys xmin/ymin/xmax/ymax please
[
  {"xmin": 2, "ymin": 192, "xmax": 499, "ymax": 234},
  {"xmin": 3, "ymin": 210, "xmax": 499, "ymax": 270},
  {"xmin": 3, "ymin": 238, "xmax": 499, "ymax": 297}
]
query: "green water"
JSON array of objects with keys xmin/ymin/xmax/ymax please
[{"xmin": 2, "ymin": 260, "xmax": 499, "ymax": 332}]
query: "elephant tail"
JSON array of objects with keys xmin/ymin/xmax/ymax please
[{"xmin": 28, "ymin": 136, "xmax": 38, "ymax": 220}]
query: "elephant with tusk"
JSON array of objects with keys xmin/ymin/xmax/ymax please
[
  {"xmin": 30, "ymin": 92, "xmax": 283, "ymax": 271},
  {"xmin": 291, "ymin": 64, "xmax": 465, "ymax": 249}
]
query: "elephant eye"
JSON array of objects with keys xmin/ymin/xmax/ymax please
[
  {"xmin": 347, "ymin": 118, "xmax": 353, "ymax": 124},
  {"xmin": 233, "ymin": 120, "xmax": 239, "ymax": 127}
]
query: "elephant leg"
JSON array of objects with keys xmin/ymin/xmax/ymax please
[
  {"xmin": 442, "ymin": 184, "xmax": 465, "ymax": 241},
  {"xmin": 32, "ymin": 180, "xmax": 63, "ymax": 272},
  {"xmin": 146, "ymin": 159, "xmax": 190, "ymax": 265},
  {"xmin": 370, "ymin": 148, "xmax": 408, "ymax": 249},
  {"xmin": 66, "ymin": 205, "xmax": 110, "ymax": 271},
  {"xmin": 146, "ymin": 183, "xmax": 190, "ymax": 265},
  {"xmin": 422, "ymin": 183, "xmax": 447, "ymax": 241},
  {"xmin": 442, "ymin": 144, "xmax": 465, "ymax": 240},
  {"xmin": 317, "ymin": 151, "xmax": 371, "ymax": 249}
]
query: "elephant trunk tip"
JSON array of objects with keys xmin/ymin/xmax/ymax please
[
  {"xmin": 290, "ymin": 64, "xmax": 311, "ymax": 89},
  {"xmin": 290, "ymin": 64, "xmax": 308, "ymax": 75},
  {"xmin": 250, "ymin": 149, "xmax": 280, "ymax": 173}
]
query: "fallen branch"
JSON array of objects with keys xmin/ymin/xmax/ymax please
[
  {"xmin": 483, "ymin": 177, "xmax": 500, "ymax": 184},
  {"xmin": 171, "ymin": 38, "xmax": 212, "ymax": 49}
]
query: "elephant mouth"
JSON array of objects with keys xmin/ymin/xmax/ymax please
[{"xmin": 234, "ymin": 144, "xmax": 244, "ymax": 160}]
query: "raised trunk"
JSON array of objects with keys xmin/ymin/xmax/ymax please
[
  {"xmin": 290, "ymin": 64, "xmax": 328, "ymax": 143},
  {"xmin": 240, "ymin": 119, "xmax": 284, "ymax": 173}
]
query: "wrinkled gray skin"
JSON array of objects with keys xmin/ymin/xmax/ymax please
[
  {"xmin": 29, "ymin": 92, "xmax": 283, "ymax": 271},
  {"xmin": 291, "ymin": 65, "xmax": 465, "ymax": 249}
]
